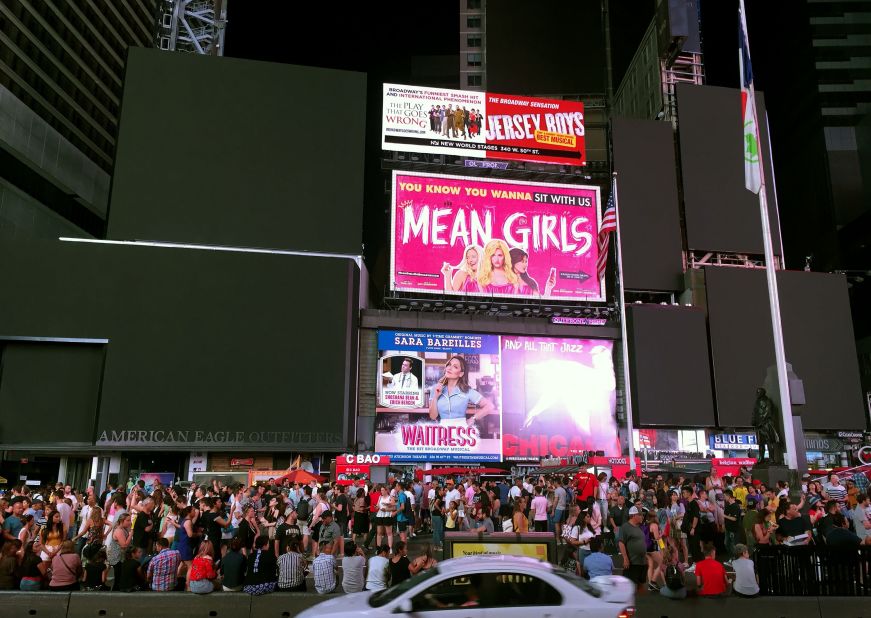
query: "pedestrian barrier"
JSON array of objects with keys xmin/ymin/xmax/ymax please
[
  {"xmin": 1, "ymin": 592, "xmax": 868, "ymax": 618},
  {"xmin": 755, "ymin": 545, "xmax": 871, "ymax": 596}
]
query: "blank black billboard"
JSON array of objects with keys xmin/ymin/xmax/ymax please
[
  {"xmin": 611, "ymin": 117, "xmax": 684, "ymax": 291},
  {"xmin": 705, "ymin": 266, "xmax": 864, "ymax": 429},
  {"xmin": 677, "ymin": 84, "xmax": 781, "ymax": 254},
  {"xmin": 627, "ymin": 304, "xmax": 715, "ymax": 426},
  {"xmin": 0, "ymin": 342, "xmax": 104, "ymax": 446},
  {"xmin": 485, "ymin": 1, "xmax": 606, "ymax": 95},
  {"xmin": 0, "ymin": 238, "xmax": 359, "ymax": 450},
  {"xmin": 108, "ymin": 48, "xmax": 366, "ymax": 255}
]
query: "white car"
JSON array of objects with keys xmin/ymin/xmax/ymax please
[{"xmin": 297, "ymin": 554, "xmax": 635, "ymax": 618}]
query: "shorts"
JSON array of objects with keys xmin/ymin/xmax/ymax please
[
  {"xmin": 189, "ymin": 578, "xmax": 213, "ymax": 594},
  {"xmin": 376, "ymin": 516, "xmax": 395, "ymax": 528},
  {"xmin": 300, "ymin": 523, "xmax": 310, "ymax": 537},
  {"xmin": 554, "ymin": 509, "xmax": 565, "ymax": 523},
  {"xmin": 397, "ymin": 520, "xmax": 408, "ymax": 532},
  {"xmin": 625, "ymin": 564, "xmax": 647, "ymax": 584}
]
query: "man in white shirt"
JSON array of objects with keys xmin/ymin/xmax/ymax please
[
  {"xmin": 523, "ymin": 478, "xmax": 534, "ymax": 496},
  {"xmin": 63, "ymin": 485, "xmax": 78, "ymax": 510},
  {"xmin": 388, "ymin": 358, "xmax": 419, "ymax": 390},
  {"xmin": 54, "ymin": 490, "xmax": 73, "ymax": 537},
  {"xmin": 509, "ymin": 478, "xmax": 523, "ymax": 504},
  {"xmin": 444, "ymin": 481, "xmax": 462, "ymax": 511}
]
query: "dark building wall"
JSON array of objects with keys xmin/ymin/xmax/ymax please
[
  {"xmin": 108, "ymin": 49, "xmax": 367, "ymax": 256},
  {"xmin": 611, "ymin": 117, "xmax": 684, "ymax": 291},
  {"xmin": 677, "ymin": 84, "xmax": 781, "ymax": 255},
  {"xmin": 0, "ymin": 238, "xmax": 359, "ymax": 451},
  {"xmin": 704, "ymin": 266, "xmax": 864, "ymax": 430},
  {"xmin": 485, "ymin": 0, "xmax": 606, "ymax": 95},
  {"xmin": 626, "ymin": 304, "xmax": 715, "ymax": 427}
]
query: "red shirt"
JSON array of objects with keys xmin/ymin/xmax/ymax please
[
  {"xmin": 695, "ymin": 558, "xmax": 727, "ymax": 596},
  {"xmin": 574, "ymin": 472, "xmax": 597, "ymax": 503}
]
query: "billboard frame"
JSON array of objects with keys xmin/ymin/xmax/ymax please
[{"xmin": 389, "ymin": 170, "xmax": 604, "ymax": 303}]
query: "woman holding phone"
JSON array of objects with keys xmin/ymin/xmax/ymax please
[
  {"xmin": 428, "ymin": 356, "xmax": 495, "ymax": 427},
  {"xmin": 509, "ymin": 247, "xmax": 556, "ymax": 297}
]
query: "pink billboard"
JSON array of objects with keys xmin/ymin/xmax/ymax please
[{"xmin": 391, "ymin": 172, "xmax": 603, "ymax": 302}]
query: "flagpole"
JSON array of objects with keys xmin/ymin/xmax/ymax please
[
  {"xmin": 611, "ymin": 173, "xmax": 636, "ymax": 473},
  {"xmin": 739, "ymin": 0, "xmax": 798, "ymax": 471}
]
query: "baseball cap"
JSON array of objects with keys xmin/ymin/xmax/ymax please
[{"xmin": 628, "ymin": 506, "xmax": 641, "ymax": 515}]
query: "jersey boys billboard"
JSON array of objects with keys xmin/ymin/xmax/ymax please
[
  {"xmin": 382, "ymin": 84, "xmax": 586, "ymax": 166},
  {"xmin": 391, "ymin": 172, "xmax": 603, "ymax": 302},
  {"xmin": 375, "ymin": 330, "xmax": 620, "ymax": 462}
]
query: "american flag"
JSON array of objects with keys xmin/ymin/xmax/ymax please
[{"xmin": 597, "ymin": 179, "xmax": 618, "ymax": 282}]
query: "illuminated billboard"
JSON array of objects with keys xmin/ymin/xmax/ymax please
[
  {"xmin": 382, "ymin": 84, "xmax": 586, "ymax": 166},
  {"xmin": 391, "ymin": 171, "xmax": 603, "ymax": 302},
  {"xmin": 375, "ymin": 330, "xmax": 620, "ymax": 462}
]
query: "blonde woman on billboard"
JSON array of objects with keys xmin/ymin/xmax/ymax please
[
  {"xmin": 428, "ymin": 356, "xmax": 495, "ymax": 427},
  {"xmin": 476, "ymin": 239, "xmax": 520, "ymax": 295},
  {"xmin": 509, "ymin": 247, "xmax": 557, "ymax": 297},
  {"xmin": 441, "ymin": 244, "xmax": 482, "ymax": 293}
]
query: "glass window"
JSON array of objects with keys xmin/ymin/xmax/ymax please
[
  {"xmin": 468, "ymin": 0, "xmax": 482, "ymax": 9},
  {"xmin": 467, "ymin": 53, "xmax": 482, "ymax": 67},
  {"xmin": 368, "ymin": 567, "xmax": 440, "ymax": 608},
  {"xmin": 467, "ymin": 36, "xmax": 482, "ymax": 48},
  {"xmin": 410, "ymin": 571, "xmax": 562, "ymax": 610},
  {"xmin": 467, "ymin": 17, "xmax": 481, "ymax": 28},
  {"xmin": 467, "ymin": 74, "xmax": 482, "ymax": 87}
]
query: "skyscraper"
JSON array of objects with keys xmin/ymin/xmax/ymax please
[{"xmin": 0, "ymin": 0, "xmax": 158, "ymax": 237}]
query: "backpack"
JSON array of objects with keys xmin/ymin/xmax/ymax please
[
  {"xmin": 619, "ymin": 482, "xmax": 632, "ymax": 500},
  {"xmin": 402, "ymin": 492, "xmax": 414, "ymax": 521},
  {"xmin": 641, "ymin": 522, "xmax": 654, "ymax": 552},
  {"xmin": 665, "ymin": 564, "xmax": 684, "ymax": 590},
  {"xmin": 295, "ymin": 498, "xmax": 310, "ymax": 523}
]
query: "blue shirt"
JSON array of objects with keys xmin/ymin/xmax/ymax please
[
  {"xmin": 430, "ymin": 385, "xmax": 482, "ymax": 419},
  {"xmin": 583, "ymin": 552, "xmax": 614, "ymax": 578}
]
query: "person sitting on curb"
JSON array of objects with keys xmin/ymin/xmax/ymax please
[{"xmin": 695, "ymin": 543, "xmax": 732, "ymax": 597}]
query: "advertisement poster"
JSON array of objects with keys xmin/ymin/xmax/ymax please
[
  {"xmin": 336, "ymin": 454, "xmax": 390, "ymax": 486},
  {"xmin": 137, "ymin": 472, "xmax": 174, "ymax": 494},
  {"xmin": 376, "ymin": 330, "xmax": 503, "ymax": 462},
  {"xmin": 391, "ymin": 172, "xmax": 602, "ymax": 302},
  {"xmin": 450, "ymin": 541, "xmax": 550, "ymax": 562},
  {"xmin": 376, "ymin": 330, "xmax": 619, "ymax": 462},
  {"xmin": 501, "ymin": 337, "xmax": 620, "ymax": 461},
  {"xmin": 382, "ymin": 84, "xmax": 586, "ymax": 166}
]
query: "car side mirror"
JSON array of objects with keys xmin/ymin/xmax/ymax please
[{"xmin": 397, "ymin": 598, "xmax": 414, "ymax": 613}]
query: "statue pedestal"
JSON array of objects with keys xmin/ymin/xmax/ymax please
[{"xmin": 752, "ymin": 464, "xmax": 800, "ymax": 497}]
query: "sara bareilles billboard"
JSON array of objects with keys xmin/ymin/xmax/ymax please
[
  {"xmin": 391, "ymin": 171, "xmax": 603, "ymax": 302},
  {"xmin": 382, "ymin": 83, "xmax": 586, "ymax": 166},
  {"xmin": 375, "ymin": 330, "xmax": 620, "ymax": 462}
]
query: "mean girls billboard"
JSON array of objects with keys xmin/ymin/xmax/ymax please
[
  {"xmin": 382, "ymin": 83, "xmax": 586, "ymax": 166},
  {"xmin": 390, "ymin": 172, "xmax": 603, "ymax": 302},
  {"xmin": 375, "ymin": 330, "xmax": 620, "ymax": 462}
]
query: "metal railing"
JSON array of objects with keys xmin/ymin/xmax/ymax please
[{"xmin": 756, "ymin": 545, "xmax": 871, "ymax": 596}]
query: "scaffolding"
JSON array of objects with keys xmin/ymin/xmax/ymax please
[
  {"xmin": 156, "ymin": 0, "xmax": 227, "ymax": 56},
  {"xmin": 661, "ymin": 51, "xmax": 704, "ymax": 127}
]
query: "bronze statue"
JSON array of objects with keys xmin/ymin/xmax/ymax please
[{"xmin": 753, "ymin": 388, "xmax": 784, "ymax": 465}]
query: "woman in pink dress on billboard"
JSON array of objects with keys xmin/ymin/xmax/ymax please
[
  {"xmin": 476, "ymin": 239, "xmax": 520, "ymax": 295},
  {"xmin": 509, "ymin": 247, "xmax": 557, "ymax": 297},
  {"xmin": 441, "ymin": 244, "xmax": 482, "ymax": 294}
]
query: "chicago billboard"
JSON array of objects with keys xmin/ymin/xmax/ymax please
[
  {"xmin": 391, "ymin": 172, "xmax": 603, "ymax": 302},
  {"xmin": 375, "ymin": 330, "xmax": 619, "ymax": 462},
  {"xmin": 382, "ymin": 84, "xmax": 586, "ymax": 166}
]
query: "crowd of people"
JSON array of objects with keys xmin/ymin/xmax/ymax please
[{"xmin": 0, "ymin": 464, "xmax": 866, "ymax": 599}]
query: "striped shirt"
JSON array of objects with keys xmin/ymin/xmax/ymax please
[
  {"xmin": 277, "ymin": 551, "xmax": 306, "ymax": 589},
  {"xmin": 825, "ymin": 483, "xmax": 847, "ymax": 504}
]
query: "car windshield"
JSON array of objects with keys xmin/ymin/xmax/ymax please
[
  {"xmin": 368, "ymin": 567, "xmax": 440, "ymax": 608},
  {"xmin": 554, "ymin": 570, "xmax": 601, "ymax": 598}
]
